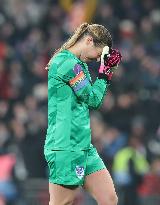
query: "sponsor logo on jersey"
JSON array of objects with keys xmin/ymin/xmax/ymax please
[{"xmin": 73, "ymin": 64, "xmax": 82, "ymax": 75}]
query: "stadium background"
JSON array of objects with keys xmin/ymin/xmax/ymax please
[{"xmin": 0, "ymin": 0, "xmax": 160, "ymax": 204}]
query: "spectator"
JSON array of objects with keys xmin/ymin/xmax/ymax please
[
  {"xmin": 138, "ymin": 158, "xmax": 160, "ymax": 205},
  {"xmin": 112, "ymin": 137, "xmax": 149, "ymax": 205},
  {"xmin": 0, "ymin": 123, "xmax": 18, "ymax": 204}
]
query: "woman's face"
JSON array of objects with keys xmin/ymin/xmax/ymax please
[{"xmin": 79, "ymin": 36, "xmax": 104, "ymax": 62}]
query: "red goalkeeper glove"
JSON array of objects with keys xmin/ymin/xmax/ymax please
[{"xmin": 98, "ymin": 46, "xmax": 122, "ymax": 82}]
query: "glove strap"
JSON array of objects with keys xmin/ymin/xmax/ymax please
[{"xmin": 99, "ymin": 64, "xmax": 105, "ymax": 73}]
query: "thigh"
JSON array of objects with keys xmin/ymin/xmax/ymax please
[
  {"xmin": 83, "ymin": 169, "xmax": 117, "ymax": 203},
  {"xmin": 49, "ymin": 183, "xmax": 79, "ymax": 205}
]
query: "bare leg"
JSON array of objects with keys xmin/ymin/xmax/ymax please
[
  {"xmin": 83, "ymin": 169, "xmax": 118, "ymax": 205},
  {"xmin": 49, "ymin": 183, "xmax": 79, "ymax": 205}
]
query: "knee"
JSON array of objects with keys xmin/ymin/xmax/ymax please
[
  {"xmin": 98, "ymin": 193, "xmax": 118, "ymax": 205},
  {"xmin": 111, "ymin": 193, "xmax": 118, "ymax": 205}
]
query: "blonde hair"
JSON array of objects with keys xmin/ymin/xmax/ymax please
[
  {"xmin": 58, "ymin": 22, "xmax": 112, "ymax": 53},
  {"xmin": 45, "ymin": 22, "xmax": 112, "ymax": 69}
]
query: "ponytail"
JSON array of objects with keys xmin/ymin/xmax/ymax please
[
  {"xmin": 45, "ymin": 23, "xmax": 89, "ymax": 70},
  {"xmin": 56, "ymin": 22, "xmax": 89, "ymax": 54}
]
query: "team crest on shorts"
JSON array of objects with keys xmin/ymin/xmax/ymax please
[{"xmin": 75, "ymin": 166, "xmax": 84, "ymax": 179}]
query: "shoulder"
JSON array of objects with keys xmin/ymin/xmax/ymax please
[
  {"xmin": 50, "ymin": 51, "xmax": 82, "ymax": 69},
  {"xmin": 48, "ymin": 50, "xmax": 87, "ymax": 81},
  {"xmin": 57, "ymin": 52, "xmax": 85, "ymax": 76}
]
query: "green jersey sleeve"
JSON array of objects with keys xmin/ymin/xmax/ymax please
[{"xmin": 56, "ymin": 58, "xmax": 109, "ymax": 109}]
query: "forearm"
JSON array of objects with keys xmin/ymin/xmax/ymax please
[{"xmin": 77, "ymin": 78, "xmax": 109, "ymax": 109}]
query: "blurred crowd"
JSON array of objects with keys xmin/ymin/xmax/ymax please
[{"xmin": 0, "ymin": 0, "xmax": 160, "ymax": 205}]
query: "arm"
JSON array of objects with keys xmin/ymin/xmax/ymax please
[
  {"xmin": 70, "ymin": 71, "xmax": 109, "ymax": 109},
  {"xmin": 55, "ymin": 48, "xmax": 121, "ymax": 109},
  {"xmin": 56, "ymin": 59, "xmax": 109, "ymax": 109}
]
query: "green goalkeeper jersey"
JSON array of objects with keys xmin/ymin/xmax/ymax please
[{"xmin": 44, "ymin": 49, "xmax": 109, "ymax": 152}]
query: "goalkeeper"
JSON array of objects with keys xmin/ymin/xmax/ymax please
[{"xmin": 44, "ymin": 22, "xmax": 122, "ymax": 205}]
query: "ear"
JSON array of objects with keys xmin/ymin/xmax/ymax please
[{"xmin": 86, "ymin": 36, "xmax": 94, "ymax": 45}]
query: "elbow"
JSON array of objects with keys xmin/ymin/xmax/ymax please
[
  {"xmin": 88, "ymin": 96, "xmax": 103, "ymax": 110},
  {"xmin": 88, "ymin": 101, "xmax": 102, "ymax": 110}
]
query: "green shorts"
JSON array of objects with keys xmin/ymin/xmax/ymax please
[{"xmin": 44, "ymin": 146, "xmax": 106, "ymax": 186}]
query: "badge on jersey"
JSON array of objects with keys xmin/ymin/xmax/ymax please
[
  {"xmin": 69, "ymin": 64, "xmax": 89, "ymax": 92},
  {"xmin": 75, "ymin": 165, "xmax": 85, "ymax": 179}
]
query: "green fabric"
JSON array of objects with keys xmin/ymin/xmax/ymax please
[
  {"xmin": 44, "ymin": 146, "xmax": 106, "ymax": 185},
  {"xmin": 85, "ymin": 146, "xmax": 105, "ymax": 176},
  {"xmin": 44, "ymin": 50, "xmax": 109, "ymax": 152}
]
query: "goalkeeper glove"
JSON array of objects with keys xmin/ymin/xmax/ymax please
[{"xmin": 98, "ymin": 46, "xmax": 122, "ymax": 82}]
